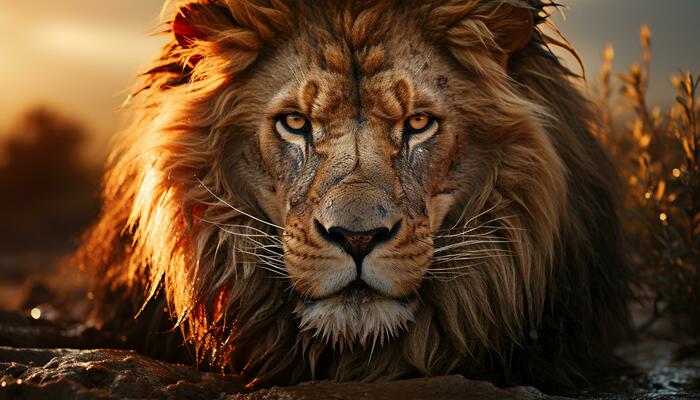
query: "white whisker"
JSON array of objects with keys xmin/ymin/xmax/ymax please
[
  {"xmin": 439, "ymin": 214, "xmax": 522, "ymax": 238},
  {"xmin": 430, "ymin": 254, "xmax": 512, "ymax": 267},
  {"xmin": 432, "ymin": 251, "xmax": 514, "ymax": 262},
  {"xmin": 197, "ymin": 178, "xmax": 284, "ymax": 230},
  {"xmin": 245, "ymin": 263, "xmax": 288, "ymax": 277},
  {"xmin": 204, "ymin": 221, "xmax": 285, "ymax": 242},
  {"xmin": 227, "ymin": 234, "xmax": 284, "ymax": 257},
  {"xmin": 237, "ymin": 250, "xmax": 285, "ymax": 267},
  {"xmin": 446, "ymin": 200, "xmax": 504, "ymax": 232},
  {"xmin": 432, "ymin": 239, "xmax": 514, "ymax": 254}
]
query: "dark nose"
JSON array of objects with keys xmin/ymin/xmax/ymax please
[{"xmin": 314, "ymin": 220, "xmax": 400, "ymax": 267}]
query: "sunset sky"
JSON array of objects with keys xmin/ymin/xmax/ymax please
[{"xmin": 1, "ymin": 0, "xmax": 699, "ymax": 158}]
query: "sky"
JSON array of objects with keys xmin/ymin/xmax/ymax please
[
  {"xmin": 556, "ymin": 0, "xmax": 700, "ymax": 106},
  {"xmin": 1, "ymin": 0, "xmax": 698, "ymax": 158}
]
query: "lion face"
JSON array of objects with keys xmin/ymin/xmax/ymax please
[
  {"xmin": 257, "ymin": 60, "xmax": 453, "ymax": 344},
  {"xmin": 216, "ymin": 7, "xmax": 537, "ymax": 344},
  {"xmin": 160, "ymin": 0, "xmax": 556, "ymax": 349}
]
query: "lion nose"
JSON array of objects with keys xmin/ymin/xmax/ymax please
[{"xmin": 314, "ymin": 220, "xmax": 400, "ymax": 267}]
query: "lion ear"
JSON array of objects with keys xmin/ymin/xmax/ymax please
[
  {"xmin": 486, "ymin": 3, "xmax": 534, "ymax": 62},
  {"xmin": 173, "ymin": 1, "xmax": 234, "ymax": 48}
]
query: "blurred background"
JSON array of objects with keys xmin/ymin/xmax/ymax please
[
  {"xmin": 0, "ymin": 0, "xmax": 699, "ymax": 335},
  {"xmin": 2, "ymin": 1, "xmax": 699, "ymax": 150}
]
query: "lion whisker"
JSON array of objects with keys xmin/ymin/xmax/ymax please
[
  {"xmin": 445, "ymin": 200, "xmax": 505, "ymax": 232},
  {"xmin": 427, "ymin": 262, "xmax": 488, "ymax": 274},
  {"xmin": 439, "ymin": 213, "xmax": 522, "ymax": 237},
  {"xmin": 433, "ymin": 234, "xmax": 506, "ymax": 244},
  {"xmin": 229, "ymin": 235, "xmax": 285, "ymax": 260},
  {"xmin": 252, "ymin": 261, "xmax": 287, "ymax": 272},
  {"xmin": 249, "ymin": 263, "xmax": 289, "ymax": 278},
  {"xmin": 198, "ymin": 218, "xmax": 284, "ymax": 243},
  {"xmin": 434, "ymin": 225, "xmax": 520, "ymax": 239},
  {"xmin": 433, "ymin": 248, "xmax": 514, "ymax": 257},
  {"xmin": 430, "ymin": 254, "xmax": 512, "ymax": 267},
  {"xmin": 219, "ymin": 228, "xmax": 284, "ymax": 243},
  {"xmin": 227, "ymin": 232, "xmax": 282, "ymax": 249},
  {"xmin": 235, "ymin": 248, "xmax": 286, "ymax": 266},
  {"xmin": 432, "ymin": 239, "xmax": 515, "ymax": 253},
  {"xmin": 425, "ymin": 272, "xmax": 470, "ymax": 280},
  {"xmin": 208, "ymin": 222, "xmax": 286, "ymax": 241},
  {"xmin": 431, "ymin": 257, "xmax": 509, "ymax": 266},
  {"xmin": 475, "ymin": 224, "xmax": 528, "ymax": 232},
  {"xmin": 432, "ymin": 254, "xmax": 514, "ymax": 263},
  {"xmin": 204, "ymin": 222, "xmax": 285, "ymax": 257},
  {"xmin": 221, "ymin": 230, "xmax": 283, "ymax": 250},
  {"xmin": 197, "ymin": 178, "xmax": 285, "ymax": 230},
  {"xmin": 431, "ymin": 250, "xmax": 514, "ymax": 261}
]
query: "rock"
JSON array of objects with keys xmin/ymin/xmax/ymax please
[
  {"xmin": 0, "ymin": 347, "xmax": 567, "ymax": 400},
  {"xmin": 0, "ymin": 347, "xmax": 247, "ymax": 400},
  {"xmin": 228, "ymin": 375, "xmax": 570, "ymax": 400}
]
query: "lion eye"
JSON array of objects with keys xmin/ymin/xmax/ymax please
[
  {"xmin": 404, "ymin": 114, "xmax": 434, "ymax": 134},
  {"xmin": 279, "ymin": 113, "xmax": 311, "ymax": 135}
]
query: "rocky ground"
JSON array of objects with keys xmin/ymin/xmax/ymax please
[
  {"xmin": 1, "ymin": 311, "xmax": 700, "ymax": 400},
  {"xmin": 0, "ymin": 347, "xmax": 566, "ymax": 400},
  {"xmin": 0, "ymin": 309, "xmax": 566, "ymax": 400},
  {"xmin": 1, "ymin": 256, "xmax": 700, "ymax": 399}
]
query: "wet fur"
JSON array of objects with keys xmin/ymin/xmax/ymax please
[{"xmin": 76, "ymin": 0, "xmax": 630, "ymax": 392}]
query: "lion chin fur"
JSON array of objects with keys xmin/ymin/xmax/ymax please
[
  {"xmin": 295, "ymin": 290, "xmax": 418, "ymax": 351},
  {"xmin": 75, "ymin": 0, "xmax": 631, "ymax": 393}
]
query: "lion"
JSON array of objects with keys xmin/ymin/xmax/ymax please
[{"xmin": 76, "ymin": 0, "xmax": 630, "ymax": 392}]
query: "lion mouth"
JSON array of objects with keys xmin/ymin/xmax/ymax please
[{"xmin": 303, "ymin": 280, "xmax": 416, "ymax": 307}]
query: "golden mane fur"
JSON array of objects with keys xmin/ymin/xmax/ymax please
[{"xmin": 77, "ymin": 0, "xmax": 630, "ymax": 391}]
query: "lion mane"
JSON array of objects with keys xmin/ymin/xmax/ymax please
[{"xmin": 76, "ymin": 0, "xmax": 630, "ymax": 391}]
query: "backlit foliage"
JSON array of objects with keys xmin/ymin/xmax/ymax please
[{"xmin": 597, "ymin": 26, "xmax": 700, "ymax": 338}]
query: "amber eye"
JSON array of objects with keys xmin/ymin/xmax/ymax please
[
  {"xmin": 279, "ymin": 113, "xmax": 311, "ymax": 135},
  {"xmin": 404, "ymin": 113, "xmax": 434, "ymax": 134}
]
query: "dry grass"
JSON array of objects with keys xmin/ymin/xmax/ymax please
[{"xmin": 596, "ymin": 25, "xmax": 700, "ymax": 339}]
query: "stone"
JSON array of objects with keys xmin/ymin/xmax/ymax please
[
  {"xmin": 0, "ymin": 347, "xmax": 566, "ymax": 400},
  {"xmin": 228, "ymin": 375, "xmax": 569, "ymax": 400},
  {"xmin": 0, "ymin": 347, "xmax": 246, "ymax": 400}
]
